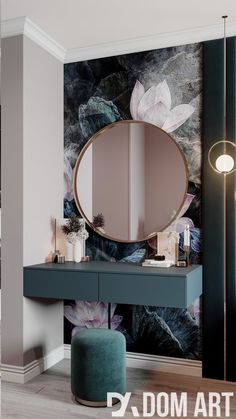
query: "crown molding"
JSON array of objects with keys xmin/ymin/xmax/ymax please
[
  {"xmin": 1, "ymin": 17, "xmax": 66, "ymax": 62},
  {"xmin": 1, "ymin": 16, "xmax": 236, "ymax": 64},
  {"xmin": 1, "ymin": 16, "xmax": 25, "ymax": 38},
  {"xmin": 65, "ymin": 21, "xmax": 236, "ymax": 63},
  {"xmin": 24, "ymin": 18, "xmax": 66, "ymax": 62}
]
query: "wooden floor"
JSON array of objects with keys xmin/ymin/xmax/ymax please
[{"xmin": 1, "ymin": 360, "xmax": 236, "ymax": 418}]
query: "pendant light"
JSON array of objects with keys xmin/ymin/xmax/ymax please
[{"xmin": 208, "ymin": 16, "xmax": 236, "ymax": 175}]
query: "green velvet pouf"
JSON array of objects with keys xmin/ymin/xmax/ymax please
[{"xmin": 71, "ymin": 328, "xmax": 126, "ymax": 407}]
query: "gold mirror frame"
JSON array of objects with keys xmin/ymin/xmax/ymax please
[{"xmin": 73, "ymin": 120, "xmax": 189, "ymax": 243}]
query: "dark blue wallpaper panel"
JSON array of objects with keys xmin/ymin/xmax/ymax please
[{"xmin": 64, "ymin": 43, "xmax": 203, "ymax": 360}]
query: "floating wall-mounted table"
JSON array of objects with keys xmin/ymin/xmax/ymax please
[{"xmin": 24, "ymin": 261, "xmax": 202, "ymax": 308}]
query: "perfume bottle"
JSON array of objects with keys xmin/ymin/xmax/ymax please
[{"xmin": 183, "ymin": 225, "xmax": 190, "ymax": 266}]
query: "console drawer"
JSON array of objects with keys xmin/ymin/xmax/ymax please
[
  {"xmin": 99, "ymin": 273, "xmax": 186, "ymax": 308},
  {"xmin": 24, "ymin": 268, "xmax": 98, "ymax": 301}
]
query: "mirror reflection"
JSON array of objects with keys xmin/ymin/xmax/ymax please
[{"xmin": 74, "ymin": 121, "xmax": 187, "ymax": 242}]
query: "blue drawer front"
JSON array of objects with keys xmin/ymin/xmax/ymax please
[
  {"xmin": 24, "ymin": 269, "xmax": 98, "ymax": 301},
  {"xmin": 99, "ymin": 273, "xmax": 187, "ymax": 308}
]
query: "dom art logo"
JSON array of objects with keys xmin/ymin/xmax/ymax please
[{"xmin": 107, "ymin": 391, "xmax": 234, "ymax": 417}]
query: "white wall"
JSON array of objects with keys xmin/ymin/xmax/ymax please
[{"xmin": 1, "ymin": 35, "xmax": 64, "ymax": 373}]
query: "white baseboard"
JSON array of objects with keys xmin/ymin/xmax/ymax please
[
  {"xmin": 64, "ymin": 343, "xmax": 72, "ymax": 360},
  {"xmin": 1, "ymin": 345, "xmax": 64, "ymax": 384},
  {"xmin": 64, "ymin": 344, "xmax": 202, "ymax": 378},
  {"xmin": 126, "ymin": 352, "xmax": 202, "ymax": 377},
  {"xmin": 1, "ymin": 343, "xmax": 202, "ymax": 383}
]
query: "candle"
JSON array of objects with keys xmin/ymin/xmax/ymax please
[{"xmin": 184, "ymin": 225, "xmax": 190, "ymax": 247}]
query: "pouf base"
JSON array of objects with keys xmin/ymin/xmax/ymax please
[{"xmin": 75, "ymin": 396, "xmax": 120, "ymax": 407}]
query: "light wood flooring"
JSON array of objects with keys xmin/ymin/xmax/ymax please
[{"xmin": 1, "ymin": 360, "xmax": 236, "ymax": 418}]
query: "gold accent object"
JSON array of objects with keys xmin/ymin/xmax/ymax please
[
  {"xmin": 81, "ymin": 256, "xmax": 91, "ymax": 262},
  {"xmin": 74, "ymin": 396, "xmax": 120, "ymax": 407}
]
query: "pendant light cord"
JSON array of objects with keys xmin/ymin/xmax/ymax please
[
  {"xmin": 223, "ymin": 15, "xmax": 228, "ymax": 151},
  {"xmin": 222, "ymin": 14, "xmax": 228, "ymax": 381}
]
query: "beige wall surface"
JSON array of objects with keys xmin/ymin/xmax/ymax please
[
  {"xmin": 2, "ymin": 36, "xmax": 24, "ymax": 366},
  {"xmin": 23, "ymin": 36, "xmax": 64, "ymax": 365},
  {"xmin": 1, "ymin": 35, "xmax": 64, "ymax": 369}
]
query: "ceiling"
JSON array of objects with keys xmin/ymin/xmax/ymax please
[{"xmin": 2, "ymin": 0, "xmax": 236, "ymax": 50}]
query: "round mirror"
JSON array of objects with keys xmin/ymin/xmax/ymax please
[{"xmin": 73, "ymin": 120, "xmax": 188, "ymax": 242}]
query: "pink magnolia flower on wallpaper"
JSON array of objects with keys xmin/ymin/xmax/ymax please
[
  {"xmin": 166, "ymin": 216, "xmax": 194, "ymax": 234},
  {"xmin": 165, "ymin": 193, "xmax": 195, "ymax": 233},
  {"xmin": 189, "ymin": 298, "xmax": 201, "ymax": 327},
  {"xmin": 130, "ymin": 80, "xmax": 195, "ymax": 133},
  {"xmin": 148, "ymin": 193, "xmax": 195, "ymax": 250},
  {"xmin": 64, "ymin": 301, "xmax": 123, "ymax": 336}
]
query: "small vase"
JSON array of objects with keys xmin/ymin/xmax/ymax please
[
  {"xmin": 73, "ymin": 240, "xmax": 82, "ymax": 263},
  {"xmin": 65, "ymin": 241, "xmax": 73, "ymax": 261}
]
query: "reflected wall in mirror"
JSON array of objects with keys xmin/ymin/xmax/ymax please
[{"xmin": 74, "ymin": 121, "xmax": 188, "ymax": 242}]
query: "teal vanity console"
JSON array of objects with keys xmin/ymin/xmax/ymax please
[{"xmin": 24, "ymin": 261, "xmax": 202, "ymax": 308}]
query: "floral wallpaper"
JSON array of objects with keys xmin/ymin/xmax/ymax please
[{"xmin": 64, "ymin": 43, "xmax": 202, "ymax": 360}]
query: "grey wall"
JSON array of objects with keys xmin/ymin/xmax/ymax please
[
  {"xmin": 1, "ymin": 35, "xmax": 64, "ymax": 374},
  {"xmin": 2, "ymin": 35, "xmax": 24, "ymax": 366},
  {"xmin": 23, "ymin": 36, "xmax": 64, "ymax": 366}
]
